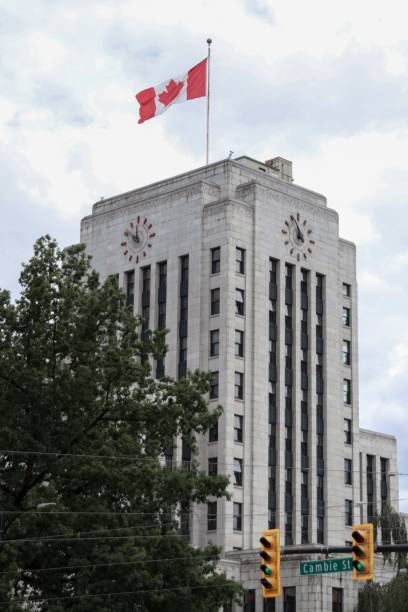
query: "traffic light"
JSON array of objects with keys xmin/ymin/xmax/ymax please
[
  {"xmin": 259, "ymin": 528, "xmax": 281, "ymax": 598},
  {"xmin": 351, "ymin": 523, "xmax": 374, "ymax": 581}
]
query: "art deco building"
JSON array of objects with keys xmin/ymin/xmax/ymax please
[{"xmin": 81, "ymin": 155, "xmax": 398, "ymax": 611}]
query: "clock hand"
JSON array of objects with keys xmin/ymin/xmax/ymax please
[{"xmin": 290, "ymin": 215, "xmax": 305, "ymax": 242}]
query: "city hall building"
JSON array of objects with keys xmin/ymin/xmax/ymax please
[{"xmin": 81, "ymin": 155, "xmax": 398, "ymax": 611}]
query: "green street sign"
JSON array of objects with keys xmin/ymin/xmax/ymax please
[{"xmin": 300, "ymin": 557, "xmax": 353, "ymax": 576}]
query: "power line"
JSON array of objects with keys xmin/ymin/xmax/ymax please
[
  {"xmin": 0, "ymin": 449, "xmax": 404, "ymax": 476},
  {"xmin": 0, "ymin": 582, "xmax": 240, "ymax": 608},
  {"xmin": 0, "ymin": 553, "xmax": 221, "ymax": 577},
  {"xmin": 2, "ymin": 497, "xmax": 407, "ymax": 519}
]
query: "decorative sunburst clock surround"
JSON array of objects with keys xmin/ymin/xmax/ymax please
[
  {"xmin": 281, "ymin": 213, "xmax": 315, "ymax": 261},
  {"xmin": 121, "ymin": 216, "xmax": 156, "ymax": 263}
]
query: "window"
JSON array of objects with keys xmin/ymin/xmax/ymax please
[
  {"xmin": 208, "ymin": 456, "xmax": 218, "ymax": 476},
  {"xmin": 342, "ymin": 306, "xmax": 350, "ymax": 326},
  {"xmin": 285, "ymin": 513, "xmax": 293, "ymax": 545},
  {"xmin": 142, "ymin": 265, "xmax": 151, "ymax": 292},
  {"xmin": 234, "ymin": 414, "xmax": 243, "ymax": 442},
  {"xmin": 233, "ymin": 502, "xmax": 242, "ymax": 531},
  {"xmin": 244, "ymin": 589, "xmax": 255, "ymax": 612},
  {"xmin": 179, "ymin": 336, "xmax": 187, "ymax": 364},
  {"xmin": 263, "ymin": 599, "xmax": 276, "ymax": 612},
  {"xmin": 235, "ymin": 329, "xmax": 244, "ymax": 357},
  {"xmin": 301, "ymin": 514, "xmax": 309, "ymax": 544},
  {"xmin": 210, "ymin": 288, "xmax": 220, "ymax": 315},
  {"xmin": 332, "ymin": 588, "xmax": 343, "ymax": 612},
  {"xmin": 283, "ymin": 586, "xmax": 296, "ymax": 612},
  {"xmin": 234, "ymin": 458, "xmax": 243, "ymax": 486},
  {"xmin": 342, "ymin": 282, "xmax": 351, "ymax": 297},
  {"xmin": 343, "ymin": 379, "xmax": 351, "ymax": 404},
  {"xmin": 236, "ymin": 247, "xmax": 245, "ymax": 274},
  {"xmin": 209, "ymin": 421, "xmax": 218, "ymax": 443},
  {"xmin": 344, "ymin": 418, "xmax": 352, "ymax": 444},
  {"xmin": 317, "ymin": 475, "xmax": 324, "ymax": 500},
  {"xmin": 211, "ymin": 247, "xmax": 221, "ymax": 274},
  {"xmin": 210, "ymin": 329, "xmax": 220, "ymax": 357},
  {"xmin": 209, "ymin": 371, "xmax": 219, "ymax": 399},
  {"xmin": 207, "ymin": 501, "xmax": 217, "ymax": 530},
  {"xmin": 345, "ymin": 499, "xmax": 352, "ymax": 526},
  {"xmin": 234, "ymin": 372, "xmax": 244, "ymax": 399},
  {"xmin": 125, "ymin": 270, "xmax": 135, "ymax": 305},
  {"xmin": 342, "ymin": 340, "xmax": 351, "ymax": 365},
  {"xmin": 317, "ymin": 516, "xmax": 324, "ymax": 543},
  {"xmin": 344, "ymin": 458, "xmax": 352, "ymax": 485},
  {"xmin": 180, "ymin": 295, "xmax": 188, "ymax": 321},
  {"xmin": 158, "ymin": 302, "xmax": 166, "ymax": 330},
  {"xmin": 235, "ymin": 288, "xmax": 245, "ymax": 316}
]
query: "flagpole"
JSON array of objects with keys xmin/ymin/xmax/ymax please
[{"xmin": 206, "ymin": 38, "xmax": 212, "ymax": 165}]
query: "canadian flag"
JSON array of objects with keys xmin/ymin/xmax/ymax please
[{"xmin": 135, "ymin": 58, "xmax": 207, "ymax": 124}]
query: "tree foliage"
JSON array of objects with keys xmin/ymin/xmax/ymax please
[
  {"xmin": 0, "ymin": 236, "xmax": 241, "ymax": 611},
  {"xmin": 355, "ymin": 573, "xmax": 408, "ymax": 612},
  {"xmin": 374, "ymin": 503, "xmax": 408, "ymax": 571}
]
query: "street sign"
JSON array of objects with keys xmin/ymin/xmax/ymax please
[{"xmin": 300, "ymin": 557, "xmax": 353, "ymax": 576}]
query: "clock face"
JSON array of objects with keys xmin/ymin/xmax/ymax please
[
  {"xmin": 281, "ymin": 213, "xmax": 315, "ymax": 261},
  {"xmin": 121, "ymin": 216, "xmax": 156, "ymax": 263}
]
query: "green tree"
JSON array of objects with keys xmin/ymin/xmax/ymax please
[
  {"xmin": 374, "ymin": 503, "xmax": 407, "ymax": 571},
  {"xmin": 0, "ymin": 236, "xmax": 241, "ymax": 611},
  {"xmin": 355, "ymin": 573, "xmax": 408, "ymax": 612}
]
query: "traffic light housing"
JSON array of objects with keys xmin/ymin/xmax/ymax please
[
  {"xmin": 259, "ymin": 528, "xmax": 281, "ymax": 598},
  {"xmin": 351, "ymin": 523, "xmax": 374, "ymax": 581}
]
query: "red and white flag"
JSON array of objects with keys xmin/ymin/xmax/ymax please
[{"xmin": 135, "ymin": 58, "xmax": 207, "ymax": 124}]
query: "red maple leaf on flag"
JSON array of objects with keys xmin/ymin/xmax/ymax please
[{"xmin": 158, "ymin": 79, "xmax": 184, "ymax": 106}]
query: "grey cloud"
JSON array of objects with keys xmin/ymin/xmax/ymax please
[
  {"xmin": 32, "ymin": 79, "xmax": 93, "ymax": 127},
  {"xmin": 244, "ymin": 0, "xmax": 275, "ymax": 24},
  {"xmin": 0, "ymin": 149, "xmax": 79, "ymax": 299}
]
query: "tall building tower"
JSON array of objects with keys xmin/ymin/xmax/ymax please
[{"xmin": 81, "ymin": 156, "xmax": 398, "ymax": 611}]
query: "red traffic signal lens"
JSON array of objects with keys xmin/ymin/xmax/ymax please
[
  {"xmin": 352, "ymin": 545, "xmax": 365, "ymax": 558},
  {"xmin": 352, "ymin": 530, "xmax": 365, "ymax": 543},
  {"xmin": 260, "ymin": 536, "xmax": 271, "ymax": 548}
]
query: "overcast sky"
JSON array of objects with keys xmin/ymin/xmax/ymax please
[{"xmin": 1, "ymin": 0, "xmax": 407, "ymax": 512}]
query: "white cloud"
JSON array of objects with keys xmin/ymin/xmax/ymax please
[{"xmin": 2, "ymin": 0, "xmax": 408, "ymax": 510}]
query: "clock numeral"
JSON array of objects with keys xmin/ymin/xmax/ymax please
[
  {"xmin": 282, "ymin": 229, "xmax": 287, "ymax": 234},
  {"xmin": 303, "ymin": 253, "xmax": 307, "ymax": 260},
  {"xmin": 124, "ymin": 231, "xmax": 129, "ymax": 236},
  {"xmin": 149, "ymin": 233, "xmax": 156, "ymax": 238},
  {"xmin": 309, "ymin": 239, "xmax": 315, "ymax": 245},
  {"xmin": 129, "ymin": 255, "xmax": 133, "ymax": 261},
  {"xmin": 130, "ymin": 221, "xmax": 134, "ymax": 228},
  {"xmin": 121, "ymin": 242, "xmax": 127, "ymax": 247},
  {"xmin": 137, "ymin": 216, "xmax": 140, "ymax": 223},
  {"xmin": 307, "ymin": 248, "xmax": 312, "ymax": 254},
  {"xmin": 303, "ymin": 219, "xmax": 307, "ymax": 226},
  {"xmin": 143, "ymin": 218, "xmax": 147, "ymax": 224},
  {"xmin": 296, "ymin": 212, "xmax": 300, "ymax": 221},
  {"xmin": 124, "ymin": 250, "xmax": 128, "ymax": 255},
  {"xmin": 284, "ymin": 240, "xmax": 289, "ymax": 245},
  {"xmin": 285, "ymin": 220, "xmax": 289, "ymax": 227},
  {"xmin": 297, "ymin": 253, "xmax": 300, "ymax": 261},
  {"xmin": 147, "ymin": 243, "xmax": 152, "ymax": 248},
  {"xmin": 290, "ymin": 248, "xmax": 294, "ymax": 255},
  {"xmin": 307, "ymin": 228, "xmax": 312, "ymax": 234},
  {"xmin": 136, "ymin": 255, "xmax": 139, "ymax": 263},
  {"xmin": 143, "ymin": 251, "xmax": 147, "ymax": 257},
  {"xmin": 148, "ymin": 223, "xmax": 152, "ymax": 229}
]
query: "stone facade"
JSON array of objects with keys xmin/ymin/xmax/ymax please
[{"xmin": 81, "ymin": 155, "xmax": 399, "ymax": 611}]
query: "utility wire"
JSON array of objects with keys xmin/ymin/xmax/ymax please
[{"xmin": 0, "ymin": 449, "xmax": 404, "ymax": 476}]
